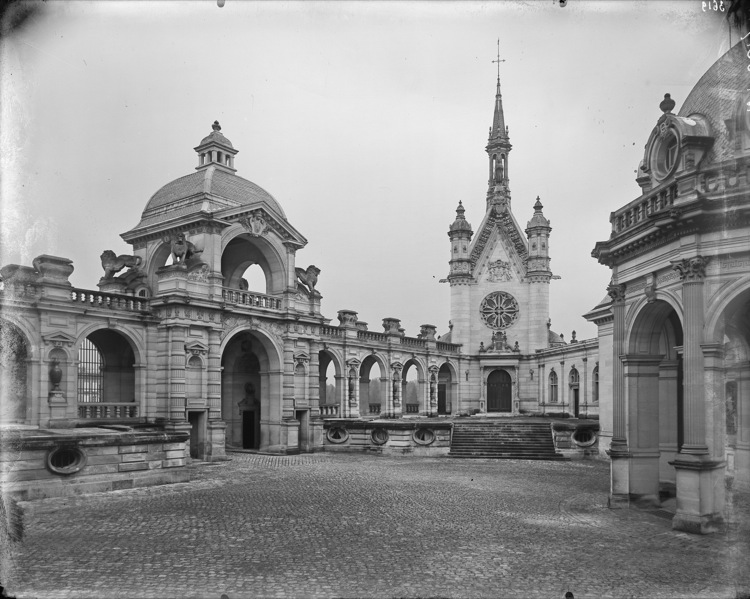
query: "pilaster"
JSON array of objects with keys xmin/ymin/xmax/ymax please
[{"xmin": 606, "ymin": 281, "xmax": 629, "ymax": 507}]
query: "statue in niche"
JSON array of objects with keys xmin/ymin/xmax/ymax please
[
  {"xmin": 100, "ymin": 250, "xmax": 142, "ymax": 279},
  {"xmin": 170, "ymin": 233, "xmax": 202, "ymax": 265},
  {"xmin": 295, "ymin": 265, "xmax": 321, "ymax": 296},
  {"xmin": 495, "ymin": 159, "xmax": 504, "ymax": 182},
  {"xmin": 237, "ymin": 382, "xmax": 258, "ymax": 414}
]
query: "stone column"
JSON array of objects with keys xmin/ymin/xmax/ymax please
[
  {"xmin": 670, "ymin": 257, "xmax": 724, "ymax": 533},
  {"xmin": 606, "ymin": 282, "xmax": 629, "ymax": 507},
  {"xmin": 390, "ymin": 362, "xmax": 403, "ymax": 418},
  {"xmin": 677, "ymin": 258, "xmax": 709, "ymax": 455}
]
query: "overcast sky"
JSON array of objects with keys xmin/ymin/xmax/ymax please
[{"xmin": 0, "ymin": 0, "xmax": 734, "ymax": 340}]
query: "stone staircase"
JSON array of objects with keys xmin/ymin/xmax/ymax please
[{"xmin": 448, "ymin": 420, "xmax": 568, "ymax": 460}]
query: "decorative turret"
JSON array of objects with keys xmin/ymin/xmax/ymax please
[
  {"xmin": 194, "ymin": 121, "xmax": 238, "ymax": 173},
  {"xmin": 525, "ymin": 196, "xmax": 552, "ymax": 283},
  {"xmin": 485, "ymin": 63, "xmax": 512, "ymax": 212},
  {"xmin": 447, "ymin": 201, "xmax": 473, "ymax": 285}
]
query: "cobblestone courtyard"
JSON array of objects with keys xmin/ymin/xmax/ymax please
[{"xmin": 2, "ymin": 453, "xmax": 748, "ymax": 599}]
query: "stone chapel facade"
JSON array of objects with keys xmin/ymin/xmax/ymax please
[{"xmin": 444, "ymin": 76, "xmax": 600, "ymax": 422}]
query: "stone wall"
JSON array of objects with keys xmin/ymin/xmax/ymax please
[
  {"xmin": 0, "ymin": 426, "xmax": 190, "ymax": 501},
  {"xmin": 323, "ymin": 419, "xmax": 452, "ymax": 457}
]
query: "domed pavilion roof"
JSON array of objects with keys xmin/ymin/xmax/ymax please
[
  {"xmin": 127, "ymin": 122, "xmax": 286, "ymax": 232},
  {"xmin": 677, "ymin": 41, "xmax": 748, "ymax": 164}
]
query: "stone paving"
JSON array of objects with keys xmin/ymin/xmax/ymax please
[{"xmin": 2, "ymin": 453, "xmax": 748, "ymax": 599}]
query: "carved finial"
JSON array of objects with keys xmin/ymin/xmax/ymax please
[
  {"xmin": 212, "ymin": 120, "xmax": 221, "ymax": 131},
  {"xmin": 571, "ymin": 330, "xmax": 577, "ymax": 342},
  {"xmin": 659, "ymin": 93, "xmax": 675, "ymax": 114}
]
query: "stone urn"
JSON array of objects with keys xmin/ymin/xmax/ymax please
[{"xmin": 49, "ymin": 359, "xmax": 63, "ymax": 391}]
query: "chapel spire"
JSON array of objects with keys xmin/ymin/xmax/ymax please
[{"xmin": 486, "ymin": 41, "xmax": 512, "ymax": 212}]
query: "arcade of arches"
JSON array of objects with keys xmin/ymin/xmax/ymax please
[{"xmin": 1, "ymin": 42, "xmax": 748, "ymax": 535}]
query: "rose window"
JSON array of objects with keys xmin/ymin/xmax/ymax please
[{"xmin": 480, "ymin": 291, "xmax": 519, "ymax": 330}]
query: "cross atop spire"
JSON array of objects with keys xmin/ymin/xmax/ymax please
[{"xmin": 492, "ymin": 38, "xmax": 505, "ymax": 81}]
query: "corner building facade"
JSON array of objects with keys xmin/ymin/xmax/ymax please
[{"xmin": 592, "ymin": 42, "xmax": 750, "ymax": 533}]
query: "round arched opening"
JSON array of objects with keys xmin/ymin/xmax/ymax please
[
  {"xmin": 402, "ymin": 361, "xmax": 421, "ymax": 415},
  {"xmin": 77, "ymin": 330, "xmax": 137, "ymax": 419},
  {"xmin": 0, "ymin": 320, "xmax": 29, "ymax": 423},
  {"xmin": 438, "ymin": 363, "xmax": 454, "ymax": 415},
  {"xmin": 360, "ymin": 356, "xmax": 384, "ymax": 417},
  {"xmin": 319, "ymin": 351, "xmax": 340, "ymax": 417},
  {"xmin": 221, "ymin": 236, "xmax": 283, "ymax": 295},
  {"xmin": 626, "ymin": 299, "xmax": 684, "ymax": 499}
]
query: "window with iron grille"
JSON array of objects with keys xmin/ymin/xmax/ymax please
[{"xmin": 77, "ymin": 338, "xmax": 103, "ymax": 403}]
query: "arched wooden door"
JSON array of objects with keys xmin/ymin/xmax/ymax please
[{"xmin": 487, "ymin": 370, "xmax": 512, "ymax": 413}]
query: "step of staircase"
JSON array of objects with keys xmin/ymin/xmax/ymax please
[{"xmin": 448, "ymin": 420, "xmax": 568, "ymax": 461}]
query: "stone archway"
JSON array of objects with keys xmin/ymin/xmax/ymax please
[
  {"xmin": 221, "ymin": 330, "xmax": 282, "ymax": 451},
  {"xmin": 709, "ymin": 288, "xmax": 750, "ymax": 491},
  {"xmin": 221, "ymin": 234, "xmax": 285, "ymax": 295},
  {"xmin": 624, "ymin": 299, "xmax": 684, "ymax": 505},
  {"xmin": 437, "ymin": 363, "xmax": 454, "ymax": 415},
  {"xmin": 319, "ymin": 349, "xmax": 343, "ymax": 417},
  {"xmin": 77, "ymin": 329, "xmax": 138, "ymax": 420},
  {"xmin": 359, "ymin": 354, "xmax": 387, "ymax": 418}
]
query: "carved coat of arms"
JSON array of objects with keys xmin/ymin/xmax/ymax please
[
  {"xmin": 239, "ymin": 213, "xmax": 269, "ymax": 237},
  {"xmin": 487, "ymin": 259, "xmax": 512, "ymax": 282}
]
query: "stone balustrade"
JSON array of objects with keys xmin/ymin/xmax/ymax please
[
  {"xmin": 357, "ymin": 330, "xmax": 389, "ymax": 343},
  {"xmin": 319, "ymin": 405, "xmax": 339, "ymax": 417},
  {"xmin": 611, "ymin": 183, "xmax": 677, "ymax": 235},
  {"xmin": 436, "ymin": 341, "xmax": 461, "ymax": 353},
  {"xmin": 71, "ymin": 289, "xmax": 149, "ymax": 312},
  {"xmin": 78, "ymin": 403, "xmax": 139, "ymax": 419},
  {"xmin": 400, "ymin": 336, "xmax": 426, "ymax": 348},
  {"xmin": 221, "ymin": 288, "xmax": 282, "ymax": 310},
  {"xmin": 320, "ymin": 326, "xmax": 343, "ymax": 338}
]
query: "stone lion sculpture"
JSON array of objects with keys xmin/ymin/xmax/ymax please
[
  {"xmin": 295, "ymin": 265, "xmax": 321, "ymax": 296},
  {"xmin": 100, "ymin": 251, "xmax": 142, "ymax": 279},
  {"xmin": 170, "ymin": 233, "xmax": 202, "ymax": 264}
]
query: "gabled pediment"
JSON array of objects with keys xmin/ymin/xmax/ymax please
[
  {"xmin": 42, "ymin": 331, "xmax": 76, "ymax": 347},
  {"xmin": 470, "ymin": 209, "xmax": 528, "ymax": 280},
  {"xmin": 469, "ymin": 208, "xmax": 527, "ymax": 274},
  {"xmin": 223, "ymin": 207, "xmax": 307, "ymax": 249},
  {"xmin": 185, "ymin": 340, "xmax": 209, "ymax": 355}
]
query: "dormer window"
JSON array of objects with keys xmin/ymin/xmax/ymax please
[
  {"xmin": 665, "ymin": 135, "xmax": 678, "ymax": 170},
  {"xmin": 652, "ymin": 128, "xmax": 680, "ymax": 180}
]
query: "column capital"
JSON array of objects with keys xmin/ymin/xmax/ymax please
[
  {"xmin": 607, "ymin": 281, "xmax": 626, "ymax": 303},
  {"xmin": 671, "ymin": 255, "xmax": 709, "ymax": 282}
]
